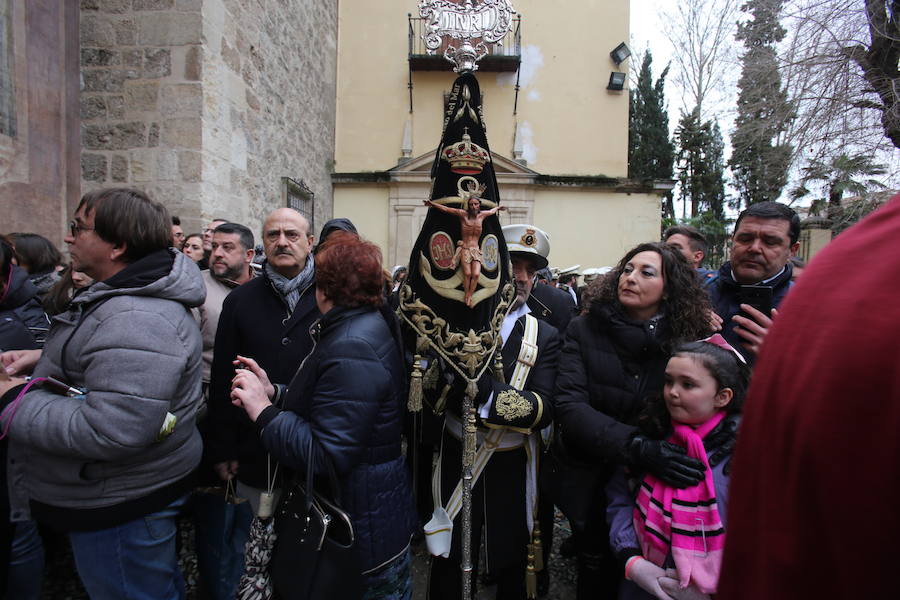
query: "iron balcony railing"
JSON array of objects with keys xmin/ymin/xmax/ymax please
[{"xmin": 408, "ymin": 15, "xmax": 521, "ymax": 72}]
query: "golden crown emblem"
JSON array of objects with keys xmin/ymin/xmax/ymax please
[{"xmin": 441, "ymin": 128, "xmax": 491, "ymax": 175}]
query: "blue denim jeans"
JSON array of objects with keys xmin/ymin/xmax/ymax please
[
  {"xmin": 68, "ymin": 496, "xmax": 187, "ymax": 600},
  {"xmin": 6, "ymin": 520, "xmax": 44, "ymax": 599}
]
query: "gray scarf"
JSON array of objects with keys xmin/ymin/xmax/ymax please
[{"xmin": 265, "ymin": 254, "xmax": 315, "ymax": 313}]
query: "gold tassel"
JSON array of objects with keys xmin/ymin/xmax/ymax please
[
  {"xmin": 526, "ymin": 544, "xmax": 538, "ymax": 599},
  {"xmin": 466, "ymin": 379, "xmax": 479, "ymax": 403},
  {"xmin": 408, "ymin": 354, "xmax": 423, "ymax": 412},
  {"xmin": 493, "ymin": 350, "xmax": 504, "ymax": 381},
  {"xmin": 423, "ymin": 359, "xmax": 439, "ymax": 391},
  {"xmin": 532, "ymin": 521, "xmax": 544, "ymax": 572}
]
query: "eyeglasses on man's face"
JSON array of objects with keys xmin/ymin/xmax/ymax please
[{"xmin": 69, "ymin": 220, "xmax": 94, "ymax": 237}]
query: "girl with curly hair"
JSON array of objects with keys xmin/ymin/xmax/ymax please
[{"xmin": 550, "ymin": 242, "xmax": 713, "ymax": 600}]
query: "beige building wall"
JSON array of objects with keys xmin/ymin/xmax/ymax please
[
  {"xmin": 335, "ymin": 0, "xmax": 630, "ymax": 177},
  {"xmin": 533, "ymin": 189, "xmax": 661, "ymax": 269},
  {"xmin": 334, "ymin": 1, "xmax": 659, "ymax": 269},
  {"xmin": 333, "ymin": 184, "xmax": 390, "ymax": 253},
  {"xmin": 335, "ymin": 185, "xmax": 662, "ymax": 271}
]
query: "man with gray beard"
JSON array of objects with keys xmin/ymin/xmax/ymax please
[{"xmin": 201, "ymin": 209, "xmax": 318, "ymax": 599}]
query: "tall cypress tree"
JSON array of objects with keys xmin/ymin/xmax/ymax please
[
  {"xmin": 705, "ymin": 120, "xmax": 727, "ymax": 221},
  {"xmin": 629, "ymin": 52, "xmax": 676, "ymax": 218},
  {"xmin": 675, "ymin": 108, "xmax": 726, "ymax": 220},
  {"xmin": 729, "ymin": 0, "xmax": 793, "ymax": 207}
]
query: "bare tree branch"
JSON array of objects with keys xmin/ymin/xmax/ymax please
[{"xmin": 662, "ymin": 0, "xmax": 742, "ymax": 120}]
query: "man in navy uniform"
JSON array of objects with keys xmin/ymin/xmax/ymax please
[{"xmin": 428, "ymin": 224, "xmax": 561, "ymax": 600}]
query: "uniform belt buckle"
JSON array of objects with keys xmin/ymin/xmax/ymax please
[{"xmin": 518, "ymin": 341, "xmax": 538, "ymax": 367}]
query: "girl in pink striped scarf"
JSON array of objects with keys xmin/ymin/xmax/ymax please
[{"xmin": 605, "ymin": 337, "xmax": 749, "ymax": 600}]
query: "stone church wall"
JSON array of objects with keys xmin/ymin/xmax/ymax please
[{"xmin": 79, "ymin": 0, "xmax": 337, "ymax": 236}]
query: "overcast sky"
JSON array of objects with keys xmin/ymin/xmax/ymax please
[{"xmin": 630, "ymin": 0, "xmax": 671, "ymax": 67}]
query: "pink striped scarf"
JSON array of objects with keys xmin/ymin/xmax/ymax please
[{"xmin": 633, "ymin": 411, "xmax": 726, "ymax": 594}]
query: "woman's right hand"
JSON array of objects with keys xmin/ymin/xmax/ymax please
[
  {"xmin": 233, "ymin": 355, "xmax": 274, "ymax": 400},
  {"xmin": 1, "ymin": 349, "xmax": 42, "ymax": 377}
]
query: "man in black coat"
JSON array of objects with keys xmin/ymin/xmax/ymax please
[
  {"xmin": 528, "ymin": 272, "xmax": 576, "ymax": 334},
  {"xmin": 206, "ymin": 207, "xmax": 320, "ymax": 507},
  {"xmin": 428, "ymin": 224, "xmax": 560, "ymax": 600}
]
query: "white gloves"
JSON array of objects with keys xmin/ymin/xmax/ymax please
[
  {"xmin": 659, "ymin": 568, "xmax": 713, "ymax": 600},
  {"xmin": 626, "ymin": 557, "xmax": 675, "ymax": 600}
]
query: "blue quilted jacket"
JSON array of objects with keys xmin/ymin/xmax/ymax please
[{"xmin": 256, "ymin": 305, "xmax": 416, "ymax": 572}]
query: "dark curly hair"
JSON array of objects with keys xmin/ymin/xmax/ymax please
[
  {"xmin": 638, "ymin": 340, "xmax": 750, "ymax": 438},
  {"xmin": 315, "ymin": 230, "xmax": 383, "ymax": 308},
  {"xmin": 583, "ymin": 241, "xmax": 712, "ymax": 343}
]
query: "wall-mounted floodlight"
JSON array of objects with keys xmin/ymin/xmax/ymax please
[
  {"xmin": 610, "ymin": 42, "xmax": 631, "ymax": 65},
  {"xmin": 607, "ymin": 71, "xmax": 626, "ymax": 91}
]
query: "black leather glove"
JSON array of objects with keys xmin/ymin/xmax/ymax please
[
  {"xmin": 628, "ymin": 435, "xmax": 706, "ymax": 488},
  {"xmin": 705, "ymin": 415, "xmax": 739, "ymax": 472}
]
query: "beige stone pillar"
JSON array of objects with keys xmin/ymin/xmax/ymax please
[{"xmin": 799, "ymin": 217, "xmax": 833, "ymax": 261}]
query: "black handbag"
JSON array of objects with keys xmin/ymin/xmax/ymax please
[{"xmin": 270, "ymin": 439, "xmax": 362, "ymax": 600}]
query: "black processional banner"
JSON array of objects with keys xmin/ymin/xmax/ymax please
[{"xmin": 399, "ymin": 72, "xmax": 513, "ymax": 406}]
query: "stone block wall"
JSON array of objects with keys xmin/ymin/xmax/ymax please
[
  {"xmin": 79, "ymin": 0, "xmax": 205, "ymax": 230},
  {"xmin": 201, "ymin": 0, "xmax": 337, "ymax": 236},
  {"xmin": 80, "ymin": 0, "xmax": 338, "ymax": 237}
]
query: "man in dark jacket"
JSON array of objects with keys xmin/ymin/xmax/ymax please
[
  {"xmin": 663, "ymin": 224, "xmax": 716, "ymax": 284},
  {"xmin": 0, "ymin": 188, "xmax": 204, "ymax": 599},
  {"xmin": 428, "ymin": 224, "xmax": 561, "ymax": 600},
  {"xmin": 206, "ymin": 207, "xmax": 320, "ymax": 511},
  {"xmin": 0, "ymin": 238, "xmax": 41, "ymax": 595},
  {"xmin": 558, "ymin": 264, "xmax": 582, "ymax": 309},
  {"xmin": 705, "ymin": 201, "xmax": 799, "ymax": 362},
  {"xmin": 528, "ymin": 271, "xmax": 576, "ymax": 334}
]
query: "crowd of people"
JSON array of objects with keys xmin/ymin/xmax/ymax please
[{"xmin": 0, "ymin": 185, "xmax": 891, "ymax": 600}]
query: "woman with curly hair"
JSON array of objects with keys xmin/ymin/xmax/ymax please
[{"xmin": 551, "ymin": 242, "xmax": 714, "ymax": 599}]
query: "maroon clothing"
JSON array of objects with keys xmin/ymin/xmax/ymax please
[{"xmin": 719, "ymin": 195, "xmax": 900, "ymax": 599}]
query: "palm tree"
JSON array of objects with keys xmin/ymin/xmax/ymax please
[{"xmin": 794, "ymin": 153, "xmax": 887, "ymax": 220}]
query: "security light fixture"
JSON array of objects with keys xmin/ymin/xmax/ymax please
[
  {"xmin": 607, "ymin": 71, "xmax": 626, "ymax": 91},
  {"xmin": 610, "ymin": 42, "xmax": 631, "ymax": 65}
]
